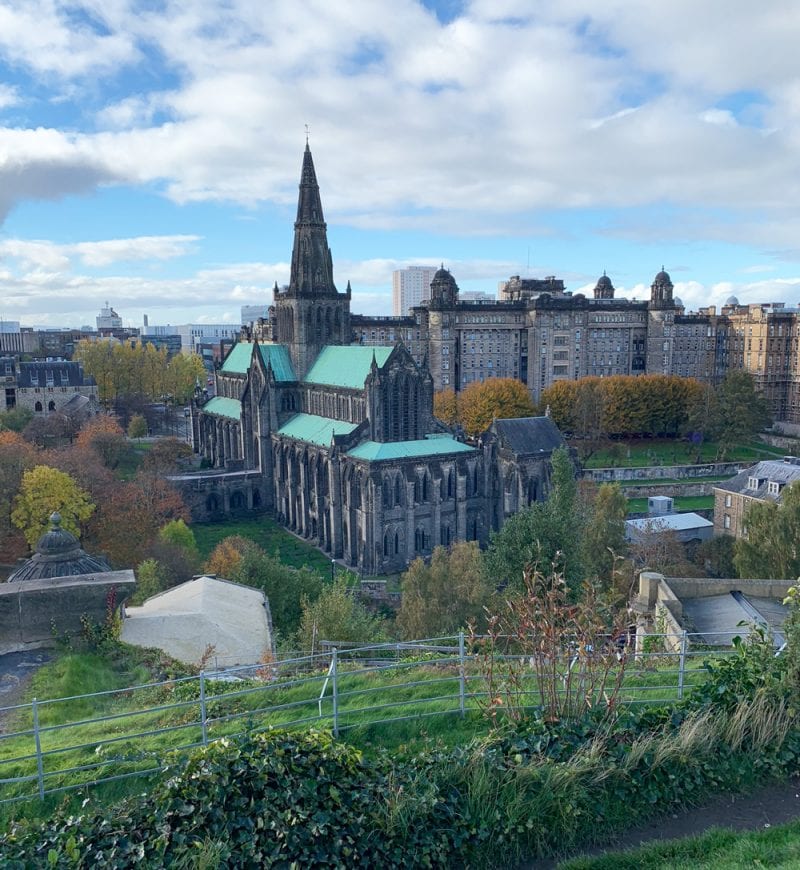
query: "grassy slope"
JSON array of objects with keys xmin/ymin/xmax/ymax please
[
  {"xmin": 560, "ymin": 820, "xmax": 800, "ymax": 869},
  {"xmin": 0, "ymin": 645, "xmax": 711, "ymax": 821},
  {"xmin": 627, "ymin": 495, "xmax": 715, "ymax": 514}
]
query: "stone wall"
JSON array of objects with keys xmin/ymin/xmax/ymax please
[
  {"xmin": 0, "ymin": 570, "xmax": 136, "ymax": 654},
  {"xmin": 583, "ymin": 461, "xmax": 743, "ymax": 483},
  {"xmin": 620, "ymin": 482, "xmax": 716, "ymax": 498},
  {"xmin": 170, "ymin": 470, "xmax": 266, "ymax": 522}
]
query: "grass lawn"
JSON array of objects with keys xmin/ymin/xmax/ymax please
[
  {"xmin": 560, "ymin": 819, "xmax": 800, "ymax": 869},
  {"xmin": 627, "ymin": 495, "xmax": 715, "ymax": 514},
  {"xmin": 113, "ymin": 442, "xmax": 152, "ymax": 481},
  {"xmin": 582, "ymin": 439, "xmax": 786, "ymax": 469},
  {"xmin": 191, "ymin": 515, "xmax": 333, "ymax": 576}
]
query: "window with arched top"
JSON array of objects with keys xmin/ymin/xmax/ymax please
[
  {"xmin": 48, "ymin": 400, "xmax": 56, "ymax": 411},
  {"xmin": 394, "ymin": 531, "xmax": 399, "ymax": 554},
  {"xmin": 383, "ymin": 532, "xmax": 389, "ymax": 557},
  {"xmin": 421, "ymin": 472, "xmax": 429, "ymax": 503},
  {"xmin": 34, "ymin": 401, "xmax": 42, "ymax": 412},
  {"xmin": 394, "ymin": 475, "xmax": 402, "ymax": 506},
  {"xmin": 447, "ymin": 470, "xmax": 454, "ymax": 499}
]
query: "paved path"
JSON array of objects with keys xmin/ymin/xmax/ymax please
[
  {"xmin": 0, "ymin": 650, "xmax": 51, "ymax": 728},
  {"xmin": 523, "ymin": 777, "xmax": 800, "ymax": 868}
]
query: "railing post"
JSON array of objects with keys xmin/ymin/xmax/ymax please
[
  {"xmin": 332, "ymin": 648, "xmax": 339, "ymax": 738},
  {"xmin": 677, "ymin": 631, "xmax": 688, "ymax": 701},
  {"xmin": 199, "ymin": 671, "xmax": 209, "ymax": 746},
  {"xmin": 32, "ymin": 698, "xmax": 44, "ymax": 800},
  {"xmin": 458, "ymin": 631, "xmax": 466, "ymax": 717}
]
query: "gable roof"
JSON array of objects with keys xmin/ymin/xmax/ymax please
[
  {"xmin": 203, "ymin": 396, "xmax": 242, "ymax": 420},
  {"xmin": 277, "ymin": 412, "xmax": 358, "ymax": 446},
  {"xmin": 220, "ymin": 341, "xmax": 296, "ymax": 381},
  {"xmin": 492, "ymin": 416, "xmax": 564, "ymax": 454},
  {"xmin": 347, "ymin": 436, "xmax": 475, "ymax": 461},
  {"xmin": 626, "ymin": 512, "xmax": 713, "ymax": 533},
  {"xmin": 304, "ymin": 346, "xmax": 394, "ymax": 389}
]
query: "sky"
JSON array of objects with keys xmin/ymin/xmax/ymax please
[{"xmin": 2, "ymin": 1, "xmax": 800, "ymax": 329}]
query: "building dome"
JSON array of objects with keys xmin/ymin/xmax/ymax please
[
  {"xmin": 725, "ymin": 295, "xmax": 740, "ymax": 306},
  {"xmin": 593, "ymin": 272, "xmax": 615, "ymax": 299},
  {"xmin": 673, "ymin": 297, "xmax": 684, "ymax": 308},
  {"xmin": 8, "ymin": 512, "xmax": 111, "ymax": 583},
  {"xmin": 654, "ymin": 269, "xmax": 671, "ymax": 284},
  {"xmin": 428, "ymin": 265, "xmax": 459, "ymax": 307}
]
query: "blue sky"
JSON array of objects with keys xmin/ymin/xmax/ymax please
[{"xmin": 2, "ymin": 0, "xmax": 800, "ymax": 328}]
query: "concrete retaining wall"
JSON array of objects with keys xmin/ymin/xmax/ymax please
[
  {"xmin": 584, "ymin": 461, "xmax": 742, "ymax": 483},
  {"xmin": 0, "ymin": 571, "xmax": 136, "ymax": 654}
]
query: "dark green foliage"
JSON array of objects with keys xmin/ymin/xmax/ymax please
[
  {"xmin": 734, "ymin": 479, "xmax": 800, "ymax": 580},
  {"xmin": 485, "ymin": 446, "xmax": 584, "ymax": 590},
  {"xmin": 692, "ymin": 534, "xmax": 737, "ymax": 578}
]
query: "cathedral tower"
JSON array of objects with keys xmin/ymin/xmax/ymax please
[{"xmin": 273, "ymin": 143, "xmax": 351, "ymax": 378}]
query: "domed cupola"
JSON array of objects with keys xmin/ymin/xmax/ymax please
[
  {"xmin": 428, "ymin": 265, "xmax": 459, "ymax": 308},
  {"xmin": 650, "ymin": 266, "xmax": 674, "ymax": 309},
  {"xmin": 593, "ymin": 272, "xmax": 615, "ymax": 300},
  {"xmin": 8, "ymin": 512, "xmax": 111, "ymax": 582}
]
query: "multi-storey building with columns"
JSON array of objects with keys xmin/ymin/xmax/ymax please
[{"xmin": 185, "ymin": 144, "xmax": 565, "ymax": 576}]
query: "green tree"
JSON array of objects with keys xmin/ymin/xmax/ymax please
[
  {"xmin": 734, "ymin": 480, "xmax": 800, "ymax": 579},
  {"xmin": 127, "ymin": 414, "xmax": 147, "ymax": 439},
  {"xmin": 233, "ymin": 547, "xmax": 324, "ymax": 637},
  {"xmin": 0, "ymin": 407, "xmax": 34, "ymax": 433},
  {"xmin": 693, "ymin": 534, "xmax": 737, "ymax": 578},
  {"xmin": 582, "ymin": 483, "xmax": 628, "ymax": 588},
  {"xmin": 712, "ymin": 370, "xmax": 772, "ymax": 460},
  {"xmin": 297, "ymin": 578, "xmax": 385, "ymax": 652},
  {"xmin": 132, "ymin": 558, "xmax": 167, "ymax": 605},
  {"xmin": 159, "ymin": 518, "xmax": 198, "ymax": 555},
  {"xmin": 396, "ymin": 541, "xmax": 492, "ymax": 640},
  {"xmin": 484, "ymin": 447, "xmax": 583, "ymax": 589},
  {"xmin": 11, "ymin": 465, "xmax": 95, "ymax": 547}
]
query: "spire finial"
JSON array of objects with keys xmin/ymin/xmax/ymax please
[{"xmin": 305, "ymin": 123, "xmax": 310, "ymax": 146}]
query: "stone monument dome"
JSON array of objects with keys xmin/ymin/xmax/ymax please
[{"xmin": 7, "ymin": 513, "xmax": 111, "ymax": 582}]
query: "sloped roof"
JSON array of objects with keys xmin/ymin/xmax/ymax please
[
  {"xmin": 347, "ymin": 436, "xmax": 475, "ymax": 461},
  {"xmin": 203, "ymin": 396, "xmax": 242, "ymax": 420},
  {"xmin": 258, "ymin": 344, "xmax": 296, "ymax": 381},
  {"xmin": 16, "ymin": 360, "xmax": 93, "ymax": 387},
  {"xmin": 714, "ymin": 459, "xmax": 800, "ymax": 501},
  {"xmin": 304, "ymin": 346, "xmax": 394, "ymax": 389},
  {"xmin": 220, "ymin": 341, "xmax": 253, "ymax": 374},
  {"xmin": 277, "ymin": 412, "xmax": 358, "ymax": 446},
  {"xmin": 121, "ymin": 575, "xmax": 273, "ymax": 667},
  {"xmin": 492, "ymin": 416, "xmax": 564, "ymax": 454},
  {"xmin": 220, "ymin": 341, "xmax": 296, "ymax": 381}
]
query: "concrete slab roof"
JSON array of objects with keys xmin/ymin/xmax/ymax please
[
  {"xmin": 683, "ymin": 593, "xmax": 788, "ymax": 645},
  {"xmin": 121, "ymin": 575, "xmax": 273, "ymax": 667}
]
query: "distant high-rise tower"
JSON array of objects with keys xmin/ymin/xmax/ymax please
[
  {"xmin": 392, "ymin": 266, "xmax": 439, "ymax": 315},
  {"xmin": 96, "ymin": 302, "xmax": 122, "ymax": 332}
]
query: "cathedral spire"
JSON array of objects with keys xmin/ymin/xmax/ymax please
[{"xmin": 288, "ymin": 143, "xmax": 337, "ymax": 296}]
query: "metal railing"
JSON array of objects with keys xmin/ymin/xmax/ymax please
[{"xmin": 0, "ymin": 632, "xmax": 749, "ymax": 806}]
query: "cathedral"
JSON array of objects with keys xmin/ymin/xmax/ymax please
[{"xmin": 183, "ymin": 144, "xmax": 565, "ymax": 575}]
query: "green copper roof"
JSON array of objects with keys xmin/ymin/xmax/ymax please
[
  {"xmin": 347, "ymin": 436, "xmax": 475, "ymax": 461},
  {"xmin": 277, "ymin": 413, "xmax": 358, "ymax": 447},
  {"xmin": 203, "ymin": 396, "xmax": 242, "ymax": 420},
  {"xmin": 220, "ymin": 342, "xmax": 253, "ymax": 374},
  {"xmin": 258, "ymin": 344, "xmax": 296, "ymax": 382},
  {"xmin": 304, "ymin": 346, "xmax": 394, "ymax": 389},
  {"xmin": 221, "ymin": 341, "xmax": 296, "ymax": 381}
]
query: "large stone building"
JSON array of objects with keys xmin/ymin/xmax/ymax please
[
  {"xmin": 184, "ymin": 144, "xmax": 565, "ymax": 576},
  {"xmin": 2, "ymin": 356, "xmax": 98, "ymax": 414}
]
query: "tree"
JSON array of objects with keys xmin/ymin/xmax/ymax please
[
  {"xmin": 433, "ymin": 389, "xmax": 459, "ymax": 426},
  {"xmin": 141, "ymin": 438, "xmax": 192, "ymax": 475},
  {"xmin": 712, "ymin": 370, "xmax": 772, "ymax": 460},
  {"xmin": 457, "ymin": 378, "xmax": 536, "ymax": 437},
  {"xmin": 734, "ymin": 480, "xmax": 800, "ymax": 579},
  {"xmin": 76, "ymin": 415, "xmax": 127, "ymax": 469},
  {"xmin": 582, "ymin": 483, "xmax": 628, "ymax": 588},
  {"xmin": 484, "ymin": 447, "xmax": 584, "ymax": 590},
  {"xmin": 131, "ymin": 558, "xmax": 167, "ymax": 605},
  {"xmin": 232, "ymin": 547, "xmax": 324, "ymax": 637},
  {"xmin": 159, "ymin": 518, "xmax": 199, "ymax": 555},
  {"xmin": 693, "ymin": 535, "xmax": 737, "ymax": 578},
  {"xmin": 297, "ymin": 578, "xmax": 385, "ymax": 652},
  {"xmin": 0, "ymin": 432, "xmax": 38, "ymax": 561},
  {"xmin": 204, "ymin": 535, "xmax": 259, "ymax": 578},
  {"xmin": 127, "ymin": 414, "xmax": 147, "ymax": 439},
  {"xmin": 0, "ymin": 407, "xmax": 34, "ymax": 433},
  {"xmin": 396, "ymin": 541, "xmax": 492, "ymax": 640},
  {"xmin": 11, "ymin": 465, "xmax": 95, "ymax": 548},
  {"xmin": 628, "ymin": 521, "xmax": 699, "ymax": 577}
]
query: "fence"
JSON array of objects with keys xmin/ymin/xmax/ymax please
[{"xmin": 0, "ymin": 632, "xmax": 753, "ymax": 807}]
